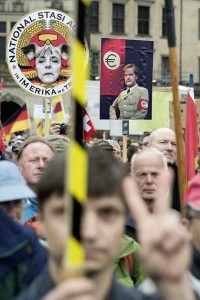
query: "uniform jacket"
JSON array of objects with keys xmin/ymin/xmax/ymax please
[{"xmin": 109, "ymin": 84, "xmax": 149, "ymax": 120}]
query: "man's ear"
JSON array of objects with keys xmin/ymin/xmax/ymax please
[{"xmin": 182, "ymin": 218, "xmax": 190, "ymax": 230}]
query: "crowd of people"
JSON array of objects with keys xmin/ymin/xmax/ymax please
[{"xmin": 0, "ymin": 125, "xmax": 200, "ymax": 300}]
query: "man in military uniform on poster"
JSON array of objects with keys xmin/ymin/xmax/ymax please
[{"xmin": 109, "ymin": 64, "xmax": 149, "ymax": 120}]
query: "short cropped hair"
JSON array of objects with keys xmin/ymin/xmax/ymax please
[
  {"xmin": 37, "ymin": 147, "xmax": 128, "ymax": 211},
  {"xmin": 123, "ymin": 64, "xmax": 139, "ymax": 76},
  {"xmin": 131, "ymin": 147, "xmax": 168, "ymax": 176},
  {"xmin": 17, "ymin": 135, "xmax": 56, "ymax": 161}
]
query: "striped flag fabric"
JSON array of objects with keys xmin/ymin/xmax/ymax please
[
  {"xmin": 51, "ymin": 96, "xmax": 65, "ymax": 123},
  {"xmin": 185, "ymin": 74, "xmax": 198, "ymax": 182},
  {"xmin": 83, "ymin": 108, "xmax": 95, "ymax": 143},
  {"xmin": 0, "ymin": 129, "xmax": 6, "ymax": 153},
  {"xmin": 35, "ymin": 118, "xmax": 44, "ymax": 137},
  {"xmin": 3, "ymin": 103, "xmax": 30, "ymax": 144}
]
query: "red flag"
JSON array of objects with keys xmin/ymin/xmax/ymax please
[
  {"xmin": 83, "ymin": 109, "xmax": 95, "ymax": 143},
  {"xmin": 0, "ymin": 129, "xmax": 6, "ymax": 153},
  {"xmin": 185, "ymin": 79, "xmax": 198, "ymax": 182}
]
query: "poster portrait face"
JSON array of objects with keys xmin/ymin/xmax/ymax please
[{"xmin": 7, "ymin": 10, "xmax": 75, "ymax": 97}]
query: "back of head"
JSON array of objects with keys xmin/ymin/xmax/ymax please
[
  {"xmin": 93, "ymin": 140, "xmax": 114, "ymax": 152},
  {"xmin": 88, "ymin": 147, "xmax": 127, "ymax": 199},
  {"xmin": 37, "ymin": 147, "xmax": 128, "ymax": 210},
  {"xmin": 12, "ymin": 140, "xmax": 23, "ymax": 155},
  {"xmin": 127, "ymin": 145, "xmax": 139, "ymax": 162},
  {"xmin": 46, "ymin": 135, "xmax": 69, "ymax": 152}
]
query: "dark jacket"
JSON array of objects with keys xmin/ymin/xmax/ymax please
[
  {"xmin": 14, "ymin": 266, "xmax": 159, "ymax": 300},
  {"xmin": 168, "ymin": 163, "xmax": 181, "ymax": 212},
  {"xmin": 0, "ymin": 208, "xmax": 47, "ymax": 300},
  {"xmin": 0, "ymin": 150, "xmax": 6, "ymax": 160},
  {"xmin": 191, "ymin": 247, "xmax": 200, "ymax": 280}
]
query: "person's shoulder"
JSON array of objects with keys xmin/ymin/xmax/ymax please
[
  {"xmin": 117, "ymin": 89, "xmax": 127, "ymax": 97},
  {"xmin": 138, "ymin": 86, "xmax": 148, "ymax": 93},
  {"xmin": 13, "ymin": 266, "xmax": 54, "ymax": 300}
]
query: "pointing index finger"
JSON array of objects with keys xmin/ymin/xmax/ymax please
[
  {"xmin": 153, "ymin": 168, "xmax": 173, "ymax": 215},
  {"xmin": 122, "ymin": 176, "xmax": 149, "ymax": 228}
]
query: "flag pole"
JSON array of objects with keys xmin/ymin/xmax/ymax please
[
  {"xmin": 165, "ymin": 0, "xmax": 186, "ymax": 213},
  {"xmin": 60, "ymin": 0, "xmax": 91, "ymax": 280},
  {"xmin": 43, "ymin": 97, "xmax": 51, "ymax": 137},
  {"xmin": 122, "ymin": 120, "xmax": 129, "ymax": 163}
]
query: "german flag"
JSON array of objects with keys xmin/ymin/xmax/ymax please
[{"xmin": 3, "ymin": 103, "xmax": 30, "ymax": 144}]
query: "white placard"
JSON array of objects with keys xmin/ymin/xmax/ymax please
[{"xmin": 33, "ymin": 104, "xmax": 52, "ymax": 119}]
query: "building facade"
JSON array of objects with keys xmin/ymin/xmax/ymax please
[
  {"xmin": 0, "ymin": 0, "xmax": 200, "ymax": 132},
  {"xmin": 89, "ymin": 0, "xmax": 200, "ymax": 86}
]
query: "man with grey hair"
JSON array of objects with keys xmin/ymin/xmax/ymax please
[
  {"xmin": 148, "ymin": 128, "xmax": 177, "ymax": 164},
  {"xmin": 126, "ymin": 148, "xmax": 167, "ymax": 239},
  {"xmin": 131, "ymin": 148, "xmax": 168, "ymax": 213},
  {"xmin": 148, "ymin": 127, "xmax": 180, "ymax": 212}
]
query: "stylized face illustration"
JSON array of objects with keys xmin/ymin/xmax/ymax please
[
  {"xmin": 35, "ymin": 46, "xmax": 62, "ymax": 84},
  {"xmin": 22, "ymin": 42, "xmax": 68, "ymax": 84}
]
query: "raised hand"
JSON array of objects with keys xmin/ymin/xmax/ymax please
[
  {"xmin": 49, "ymin": 122, "xmax": 62, "ymax": 135},
  {"xmin": 122, "ymin": 171, "xmax": 191, "ymax": 282},
  {"xmin": 43, "ymin": 277, "xmax": 95, "ymax": 300}
]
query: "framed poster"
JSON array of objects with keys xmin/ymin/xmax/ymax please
[{"xmin": 100, "ymin": 38, "xmax": 153, "ymax": 120}]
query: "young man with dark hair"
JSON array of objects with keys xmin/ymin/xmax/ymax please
[{"xmin": 15, "ymin": 148, "xmax": 195, "ymax": 300}]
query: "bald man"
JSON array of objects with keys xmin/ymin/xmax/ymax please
[
  {"xmin": 148, "ymin": 128, "xmax": 177, "ymax": 164},
  {"xmin": 148, "ymin": 128, "xmax": 180, "ymax": 212},
  {"xmin": 131, "ymin": 148, "xmax": 168, "ymax": 213}
]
